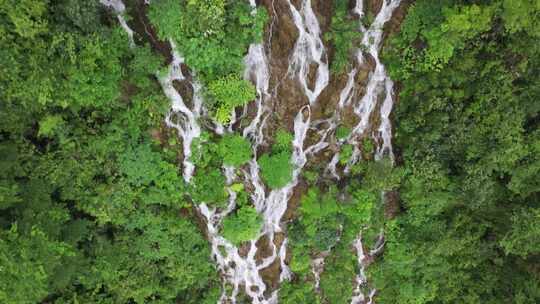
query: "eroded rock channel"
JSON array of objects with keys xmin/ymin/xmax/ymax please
[{"xmin": 101, "ymin": 0, "xmax": 408, "ymax": 303}]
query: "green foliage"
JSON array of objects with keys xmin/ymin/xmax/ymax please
[
  {"xmin": 319, "ymin": 242, "xmax": 356, "ymax": 304},
  {"xmin": 259, "ymin": 151, "xmax": 293, "ymax": 189},
  {"xmin": 286, "ymin": 181, "xmax": 384, "ymax": 303},
  {"xmin": 0, "ymin": 0, "xmax": 48, "ymax": 38},
  {"xmin": 502, "ymin": 0, "xmax": 540, "ymax": 36},
  {"xmin": 218, "ymin": 134, "xmax": 252, "ymax": 167},
  {"xmin": 190, "ymin": 168, "xmax": 228, "ymax": 208},
  {"xmin": 0, "ymin": 224, "xmax": 75, "ymax": 304},
  {"xmin": 221, "ymin": 205, "xmax": 262, "ymax": 245},
  {"xmin": 85, "ymin": 213, "xmax": 218, "ymax": 304},
  {"xmin": 0, "ymin": 4, "xmax": 219, "ymax": 303},
  {"xmin": 129, "ymin": 45, "xmax": 164, "ymax": 89},
  {"xmin": 259, "ymin": 130, "xmax": 294, "ymax": 189},
  {"xmin": 361, "ymin": 137, "xmax": 374, "ymax": 156},
  {"xmin": 339, "ymin": 144, "xmax": 353, "ymax": 165},
  {"xmin": 38, "ymin": 115, "xmax": 64, "ymax": 137},
  {"xmin": 325, "ymin": 0, "xmax": 362, "ymax": 74},
  {"xmin": 361, "ymin": 158, "xmax": 403, "ymax": 192},
  {"xmin": 374, "ymin": 1, "xmax": 540, "ymax": 303},
  {"xmin": 384, "ymin": 1, "xmax": 495, "ymax": 78},
  {"xmin": 279, "ymin": 280, "xmax": 319, "ymax": 304},
  {"xmin": 148, "ymin": 0, "xmax": 267, "ymax": 82},
  {"xmin": 500, "ymin": 208, "xmax": 540, "ymax": 257},
  {"xmin": 52, "ymin": 0, "xmax": 101, "ymax": 33},
  {"xmin": 275, "ymin": 129, "xmax": 294, "ymax": 151},
  {"xmin": 299, "ymin": 189, "xmax": 340, "ymax": 237},
  {"xmin": 335, "ymin": 125, "xmax": 350, "ymax": 140},
  {"xmin": 208, "ymin": 75, "xmax": 256, "ymax": 123}
]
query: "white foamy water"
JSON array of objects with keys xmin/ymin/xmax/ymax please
[
  {"xmin": 347, "ymin": 3, "xmax": 401, "ymax": 302},
  {"xmin": 160, "ymin": 40, "xmax": 203, "ymax": 182},
  {"xmin": 286, "ymin": 0, "xmax": 329, "ymax": 104},
  {"xmin": 243, "ymin": 43, "xmax": 271, "ymax": 148},
  {"xmin": 194, "ymin": 3, "xmax": 330, "ymax": 302},
  {"xmin": 349, "ymin": 0, "xmax": 401, "ymax": 162},
  {"xmin": 198, "ymin": 104, "xmax": 329, "ymax": 304},
  {"xmin": 100, "ymin": 0, "xmax": 135, "ymax": 46},
  {"xmin": 103, "ymin": 0, "xmax": 402, "ymax": 302}
]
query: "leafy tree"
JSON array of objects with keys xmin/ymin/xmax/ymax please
[
  {"xmin": 0, "ymin": 224, "xmax": 75, "ymax": 304},
  {"xmin": 221, "ymin": 205, "xmax": 262, "ymax": 245},
  {"xmin": 500, "ymin": 207, "xmax": 540, "ymax": 257},
  {"xmin": 190, "ymin": 168, "xmax": 228, "ymax": 207},
  {"xmin": 218, "ymin": 134, "xmax": 252, "ymax": 167},
  {"xmin": 373, "ymin": 1, "xmax": 540, "ymax": 303},
  {"xmin": 259, "ymin": 151, "xmax": 293, "ymax": 189},
  {"xmin": 209, "ymin": 75, "xmax": 256, "ymax": 123}
]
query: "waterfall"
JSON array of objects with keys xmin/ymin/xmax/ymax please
[
  {"xmin": 198, "ymin": 104, "xmax": 329, "ymax": 304},
  {"xmin": 348, "ymin": 0, "xmax": 401, "ymax": 164},
  {"xmin": 243, "ymin": 43, "xmax": 271, "ymax": 148},
  {"xmin": 192, "ymin": 3, "xmax": 325, "ymax": 302},
  {"xmin": 99, "ymin": 0, "xmax": 134, "ymax": 46},
  {"xmin": 287, "ymin": 0, "xmax": 329, "ymax": 104},
  {"xmin": 102, "ymin": 0, "xmax": 403, "ymax": 302},
  {"xmin": 160, "ymin": 40, "xmax": 202, "ymax": 182},
  {"xmin": 351, "ymin": 231, "xmax": 375, "ymax": 304},
  {"xmin": 347, "ymin": 1, "xmax": 402, "ymax": 302}
]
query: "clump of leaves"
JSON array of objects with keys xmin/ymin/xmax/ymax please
[
  {"xmin": 362, "ymin": 137, "xmax": 374, "ymax": 157},
  {"xmin": 259, "ymin": 130, "xmax": 294, "ymax": 189},
  {"xmin": 38, "ymin": 115, "xmax": 64, "ymax": 137},
  {"xmin": 325, "ymin": 0, "xmax": 362, "ymax": 74},
  {"xmin": 190, "ymin": 168, "xmax": 228, "ymax": 208},
  {"xmin": 221, "ymin": 205, "xmax": 262, "ymax": 245},
  {"xmin": 208, "ymin": 75, "xmax": 256, "ymax": 123},
  {"xmin": 218, "ymin": 134, "xmax": 252, "ymax": 167},
  {"xmin": 336, "ymin": 125, "xmax": 351, "ymax": 140},
  {"xmin": 275, "ymin": 129, "xmax": 293, "ymax": 151},
  {"xmin": 339, "ymin": 144, "xmax": 353, "ymax": 165},
  {"xmin": 259, "ymin": 151, "xmax": 293, "ymax": 189}
]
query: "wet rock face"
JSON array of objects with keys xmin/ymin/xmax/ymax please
[{"xmin": 116, "ymin": 0, "xmax": 408, "ymax": 301}]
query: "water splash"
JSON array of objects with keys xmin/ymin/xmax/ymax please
[{"xmin": 287, "ymin": 0, "xmax": 329, "ymax": 104}]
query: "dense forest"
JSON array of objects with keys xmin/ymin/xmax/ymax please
[{"xmin": 0, "ymin": 0, "xmax": 538, "ymax": 303}]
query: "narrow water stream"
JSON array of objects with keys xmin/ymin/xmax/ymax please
[{"xmin": 102, "ymin": 0, "xmax": 402, "ymax": 302}]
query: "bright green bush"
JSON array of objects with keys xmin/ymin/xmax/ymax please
[
  {"xmin": 208, "ymin": 75, "xmax": 256, "ymax": 123},
  {"xmin": 259, "ymin": 151, "xmax": 293, "ymax": 189},
  {"xmin": 190, "ymin": 168, "xmax": 228, "ymax": 208},
  {"xmin": 218, "ymin": 134, "xmax": 252, "ymax": 167},
  {"xmin": 221, "ymin": 205, "xmax": 262, "ymax": 245},
  {"xmin": 148, "ymin": 0, "xmax": 267, "ymax": 82},
  {"xmin": 275, "ymin": 129, "xmax": 294, "ymax": 151},
  {"xmin": 335, "ymin": 125, "xmax": 350, "ymax": 140},
  {"xmin": 339, "ymin": 144, "xmax": 353, "ymax": 165}
]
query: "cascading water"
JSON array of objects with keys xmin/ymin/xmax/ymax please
[
  {"xmin": 103, "ymin": 0, "xmax": 403, "ymax": 302},
  {"xmin": 348, "ymin": 0, "xmax": 401, "ymax": 164},
  {"xmin": 347, "ymin": 1, "xmax": 402, "ymax": 302},
  {"xmin": 160, "ymin": 40, "xmax": 202, "ymax": 182},
  {"xmin": 286, "ymin": 0, "xmax": 329, "ymax": 104},
  {"xmin": 99, "ymin": 0, "xmax": 134, "ymax": 46},
  {"xmin": 187, "ymin": 2, "xmax": 333, "ymax": 302},
  {"xmin": 243, "ymin": 43, "xmax": 271, "ymax": 148}
]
